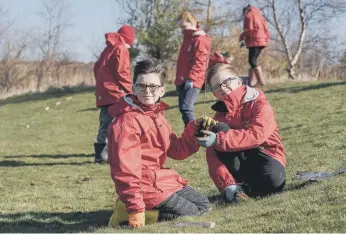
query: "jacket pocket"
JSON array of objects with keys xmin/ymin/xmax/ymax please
[
  {"xmin": 152, "ymin": 168, "xmax": 187, "ymax": 192},
  {"xmin": 141, "ymin": 170, "xmax": 156, "ymax": 192}
]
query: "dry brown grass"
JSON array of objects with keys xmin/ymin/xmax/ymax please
[
  {"xmin": 0, "ymin": 61, "xmax": 94, "ymax": 99},
  {"xmin": 1, "ymin": 48, "xmax": 345, "ymax": 100}
]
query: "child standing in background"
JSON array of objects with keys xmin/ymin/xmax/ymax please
[
  {"xmin": 93, "ymin": 25, "xmax": 135, "ymax": 163},
  {"xmin": 175, "ymin": 12, "xmax": 212, "ymax": 127}
]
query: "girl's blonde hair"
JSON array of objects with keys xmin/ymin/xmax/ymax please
[
  {"xmin": 177, "ymin": 11, "xmax": 200, "ymax": 27},
  {"xmin": 207, "ymin": 63, "xmax": 239, "ymax": 85}
]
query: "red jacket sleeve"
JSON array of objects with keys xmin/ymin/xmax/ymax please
[
  {"xmin": 110, "ymin": 46, "xmax": 133, "ymax": 94},
  {"xmin": 240, "ymin": 14, "xmax": 253, "ymax": 41},
  {"xmin": 206, "ymin": 147, "xmax": 236, "ymax": 191},
  {"xmin": 188, "ymin": 37, "xmax": 210, "ymax": 84},
  {"xmin": 108, "ymin": 116, "xmax": 145, "ymax": 214},
  {"xmin": 215, "ymin": 99, "xmax": 276, "ymax": 152},
  {"xmin": 167, "ymin": 121, "xmax": 199, "ymax": 160}
]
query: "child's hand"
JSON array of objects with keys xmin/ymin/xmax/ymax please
[
  {"xmin": 196, "ymin": 130, "xmax": 217, "ymax": 148},
  {"xmin": 129, "ymin": 212, "xmax": 145, "ymax": 228},
  {"xmin": 184, "ymin": 80, "xmax": 193, "ymax": 89},
  {"xmin": 194, "ymin": 116, "xmax": 218, "ymax": 137},
  {"xmin": 195, "ymin": 115, "xmax": 218, "ymax": 130}
]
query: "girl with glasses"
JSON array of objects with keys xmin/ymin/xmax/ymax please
[
  {"xmin": 107, "ymin": 59, "xmax": 210, "ymax": 228},
  {"xmin": 195, "ymin": 63, "xmax": 286, "ymax": 203}
]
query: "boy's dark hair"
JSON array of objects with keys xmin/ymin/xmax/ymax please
[{"xmin": 133, "ymin": 59, "xmax": 166, "ymax": 86}]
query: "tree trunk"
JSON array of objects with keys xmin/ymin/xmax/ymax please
[
  {"xmin": 271, "ymin": 0, "xmax": 306, "ymax": 80},
  {"xmin": 287, "ymin": 65, "xmax": 297, "ymax": 80},
  {"xmin": 205, "ymin": 0, "xmax": 212, "ymax": 33}
]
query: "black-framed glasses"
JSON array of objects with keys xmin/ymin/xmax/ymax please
[
  {"xmin": 135, "ymin": 83, "xmax": 162, "ymax": 92},
  {"xmin": 211, "ymin": 77, "xmax": 239, "ymax": 92}
]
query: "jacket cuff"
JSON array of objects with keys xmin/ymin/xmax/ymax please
[
  {"xmin": 128, "ymin": 208, "xmax": 145, "ymax": 214},
  {"xmin": 187, "ymin": 75, "xmax": 198, "ymax": 84},
  {"xmin": 215, "ymin": 132, "xmax": 224, "ymax": 151},
  {"xmin": 220, "ymin": 181, "xmax": 237, "ymax": 192},
  {"xmin": 185, "ymin": 121, "xmax": 198, "ymax": 137},
  {"xmin": 125, "ymin": 199, "xmax": 146, "ymax": 214}
]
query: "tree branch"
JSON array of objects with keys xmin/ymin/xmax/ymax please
[{"xmin": 291, "ymin": 0, "xmax": 306, "ymax": 66}]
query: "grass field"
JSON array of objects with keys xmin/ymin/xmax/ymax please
[{"xmin": 0, "ymin": 81, "xmax": 345, "ymax": 233}]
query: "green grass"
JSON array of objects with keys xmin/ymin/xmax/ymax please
[{"xmin": 0, "ymin": 81, "xmax": 345, "ymax": 232}]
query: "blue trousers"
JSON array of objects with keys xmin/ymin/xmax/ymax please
[{"xmin": 177, "ymin": 84, "xmax": 201, "ymax": 127}]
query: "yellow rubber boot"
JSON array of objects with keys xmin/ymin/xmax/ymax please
[{"xmin": 109, "ymin": 198, "xmax": 159, "ymax": 227}]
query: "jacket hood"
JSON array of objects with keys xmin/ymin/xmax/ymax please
[
  {"xmin": 105, "ymin": 32, "xmax": 125, "ymax": 47},
  {"xmin": 248, "ymin": 6, "xmax": 262, "ymax": 17},
  {"xmin": 108, "ymin": 94, "xmax": 169, "ymax": 118}
]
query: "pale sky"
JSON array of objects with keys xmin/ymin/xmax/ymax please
[
  {"xmin": 1, "ymin": 0, "xmax": 346, "ymax": 63},
  {"xmin": 1, "ymin": 0, "xmax": 124, "ymax": 62}
]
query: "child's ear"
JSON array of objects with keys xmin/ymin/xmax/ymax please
[{"xmin": 159, "ymin": 86, "xmax": 166, "ymax": 98}]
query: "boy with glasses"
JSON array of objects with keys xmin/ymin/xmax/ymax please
[{"xmin": 107, "ymin": 59, "xmax": 210, "ymax": 228}]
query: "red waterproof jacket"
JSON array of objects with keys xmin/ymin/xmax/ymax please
[
  {"xmin": 175, "ymin": 29, "xmax": 212, "ymax": 89},
  {"xmin": 206, "ymin": 86, "xmax": 286, "ymax": 191},
  {"xmin": 239, "ymin": 7, "xmax": 270, "ymax": 48},
  {"xmin": 94, "ymin": 33, "xmax": 132, "ymax": 107},
  {"xmin": 107, "ymin": 95, "xmax": 199, "ymax": 213}
]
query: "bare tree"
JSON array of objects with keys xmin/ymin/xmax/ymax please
[
  {"xmin": 255, "ymin": 0, "xmax": 346, "ymax": 79},
  {"xmin": 0, "ymin": 34, "xmax": 28, "ymax": 92},
  {"xmin": 0, "ymin": 4, "xmax": 28, "ymax": 92},
  {"xmin": 116, "ymin": 0, "xmax": 187, "ymax": 61},
  {"xmin": 32, "ymin": 0, "xmax": 72, "ymax": 89},
  {"xmin": 116, "ymin": 0, "xmax": 241, "ymax": 61},
  {"xmin": 0, "ymin": 5, "xmax": 14, "ymax": 42},
  {"xmin": 189, "ymin": 0, "xmax": 238, "ymax": 35},
  {"xmin": 87, "ymin": 42, "xmax": 103, "ymax": 61}
]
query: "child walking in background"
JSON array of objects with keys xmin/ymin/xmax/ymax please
[{"xmin": 240, "ymin": 4, "xmax": 270, "ymax": 87}]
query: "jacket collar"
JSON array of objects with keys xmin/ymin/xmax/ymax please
[
  {"xmin": 123, "ymin": 94, "xmax": 169, "ymax": 116},
  {"xmin": 108, "ymin": 94, "xmax": 169, "ymax": 118},
  {"xmin": 242, "ymin": 86, "xmax": 259, "ymax": 103},
  {"xmin": 212, "ymin": 85, "xmax": 259, "ymax": 112}
]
